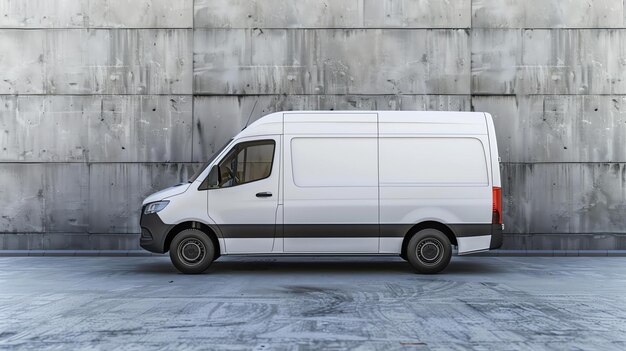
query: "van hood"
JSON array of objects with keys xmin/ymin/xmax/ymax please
[{"xmin": 142, "ymin": 183, "xmax": 191, "ymax": 205}]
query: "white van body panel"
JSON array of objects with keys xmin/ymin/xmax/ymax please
[
  {"xmin": 282, "ymin": 112, "xmax": 379, "ymax": 253},
  {"xmin": 207, "ymin": 135, "xmax": 281, "ymax": 253},
  {"xmin": 155, "ymin": 182, "xmax": 227, "ymax": 253},
  {"xmin": 485, "ymin": 113, "xmax": 502, "ymax": 188},
  {"xmin": 457, "ymin": 235, "xmax": 492, "ymax": 254},
  {"xmin": 142, "ymin": 183, "xmax": 190, "ymax": 205},
  {"xmin": 141, "ymin": 111, "xmax": 502, "ymax": 257},
  {"xmin": 378, "ymin": 112, "xmax": 493, "ymax": 254},
  {"xmin": 237, "ymin": 113, "xmax": 283, "ymax": 138}
]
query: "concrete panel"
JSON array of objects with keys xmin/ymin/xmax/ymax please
[
  {"xmin": 0, "ymin": 164, "xmax": 87, "ymax": 233},
  {"xmin": 44, "ymin": 29, "xmax": 192, "ymax": 94},
  {"xmin": 89, "ymin": 95, "xmax": 192, "ymax": 162},
  {"xmin": 473, "ymin": 95, "xmax": 626, "ymax": 162},
  {"xmin": 0, "ymin": 30, "xmax": 46, "ymax": 94},
  {"xmin": 43, "ymin": 164, "xmax": 89, "ymax": 233},
  {"xmin": 192, "ymin": 94, "xmax": 471, "ymax": 161},
  {"xmin": 0, "ymin": 233, "xmax": 44, "ymax": 250},
  {"xmin": 194, "ymin": 0, "xmax": 362, "ymax": 29},
  {"xmin": 363, "ymin": 0, "xmax": 470, "ymax": 28},
  {"xmin": 1, "ymin": 233, "xmax": 139, "ymax": 250},
  {"xmin": 0, "ymin": 0, "xmax": 85, "ymax": 28},
  {"xmin": 472, "ymin": 0, "xmax": 623, "ymax": 28},
  {"xmin": 88, "ymin": 163, "xmax": 193, "ymax": 233},
  {"xmin": 87, "ymin": 0, "xmax": 192, "ymax": 28},
  {"xmin": 41, "ymin": 233, "xmax": 140, "ymax": 250},
  {"xmin": 194, "ymin": 29, "xmax": 469, "ymax": 95},
  {"xmin": 502, "ymin": 233, "xmax": 626, "ymax": 251},
  {"xmin": 500, "ymin": 234, "xmax": 532, "ymax": 251},
  {"xmin": 86, "ymin": 233, "xmax": 140, "ymax": 250},
  {"xmin": 0, "ymin": 95, "xmax": 193, "ymax": 162},
  {"xmin": 0, "ymin": 96, "xmax": 88, "ymax": 161},
  {"xmin": 470, "ymin": 29, "xmax": 519, "ymax": 95},
  {"xmin": 0, "ymin": 0, "xmax": 192, "ymax": 28},
  {"xmin": 527, "ymin": 234, "xmax": 626, "ymax": 251},
  {"xmin": 472, "ymin": 29, "xmax": 626, "ymax": 94},
  {"xmin": 0, "ymin": 164, "xmax": 45, "ymax": 233},
  {"xmin": 502, "ymin": 163, "xmax": 626, "ymax": 235},
  {"xmin": 194, "ymin": 0, "xmax": 470, "ymax": 29}
]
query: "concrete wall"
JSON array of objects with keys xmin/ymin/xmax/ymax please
[{"xmin": 1, "ymin": 0, "xmax": 625, "ymax": 251}]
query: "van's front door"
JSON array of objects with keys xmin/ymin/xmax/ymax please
[{"xmin": 207, "ymin": 136, "xmax": 280, "ymax": 253}]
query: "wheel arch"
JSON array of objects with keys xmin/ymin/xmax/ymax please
[
  {"xmin": 164, "ymin": 221, "xmax": 220, "ymax": 257},
  {"xmin": 401, "ymin": 221, "xmax": 457, "ymax": 258}
]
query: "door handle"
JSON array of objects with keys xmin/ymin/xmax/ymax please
[{"xmin": 256, "ymin": 192, "xmax": 272, "ymax": 198}]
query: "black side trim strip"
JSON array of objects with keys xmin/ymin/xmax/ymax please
[
  {"xmin": 214, "ymin": 223, "xmax": 492, "ymax": 238},
  {"xmin": 218, "ymin": 224, "xmax": 276, "ymax": 239},
  {"xmin": 284, "ymin": 224, "xmax": 379, "ymax": 238}
]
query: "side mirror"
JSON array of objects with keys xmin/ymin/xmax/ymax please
[{"xmin": 199, "ymin": 165, "xmax": 220, "ymax": 190}]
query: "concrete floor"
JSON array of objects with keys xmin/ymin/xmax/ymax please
[{"xmin": 0, "ymin": 256, "xmax": 625, "ymax": 350}]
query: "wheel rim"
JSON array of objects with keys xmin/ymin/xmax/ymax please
[
  {"xmin": 415, "ymin": 237, "xmax": 444, "ymax": 266},
  {"xmin": 178, "ymin": 238, "xmax": 206, "ymax": 266}
]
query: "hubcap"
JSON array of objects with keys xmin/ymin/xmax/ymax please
[
  {"xmin": 416, "ymin": 238, "xmax": 444, "ymax": 265},
  {"xmin": 179, "ymin": 238, "xmax": 205, "ymax": 266}
]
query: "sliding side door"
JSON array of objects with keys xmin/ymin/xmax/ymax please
[{"xmin": 282, "ymin": 113, "xmax": 379, "ymax": 253}]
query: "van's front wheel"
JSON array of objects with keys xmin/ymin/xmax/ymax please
[
  {"xmin": 406, "ymin": 229, "xmax": 452, "ymax": 274},
  {"xmin": 169, "ymin": 229, "xmax": 215, "ymax": 274}
]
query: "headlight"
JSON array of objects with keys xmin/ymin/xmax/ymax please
[{"xmin": 144, "ymin": 200, "xmax": 169, "ymax": 215}]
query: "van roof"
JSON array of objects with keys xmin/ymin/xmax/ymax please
[{"xmin": 239, "ymin": 110, "xmax": 489, "ymax": 138}]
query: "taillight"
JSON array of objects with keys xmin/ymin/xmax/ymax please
[{"xmin": 492, "ymin": 187, "xmax": 502, "ymax": 224}]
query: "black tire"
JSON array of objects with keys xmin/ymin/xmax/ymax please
[
  {"xmin": 169, "ymin": 229, "xmax": 215, "ymax": 274},
  {"xmin": 406, "ymin": 228, "xmax": 452, "ymax": 274}
]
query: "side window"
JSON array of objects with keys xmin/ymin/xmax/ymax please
[{"xmin": 217, "ymin": 140, "xmax": 275, "ymax": 188}]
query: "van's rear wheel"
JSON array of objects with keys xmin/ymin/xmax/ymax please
[
  {"xmin": 406, "ymin": 228, "xmax": 452, "ymax": 274},
  {"xmin": 169, "ymin": 229, "xmax": 215, "ymax": 274}
]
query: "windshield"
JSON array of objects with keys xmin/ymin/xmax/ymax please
[{"xmin": 188, "ymin": 139, "xmax": 233, "ymax": 183}]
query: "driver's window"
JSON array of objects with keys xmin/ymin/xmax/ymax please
[{"xmin": 217, "ymin": 140, "xmax": 275, "ymax": 188}]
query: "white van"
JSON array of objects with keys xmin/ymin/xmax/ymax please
[{"xmin": 140, "ymin": 111, "xmax": 503, "ymax": 274}]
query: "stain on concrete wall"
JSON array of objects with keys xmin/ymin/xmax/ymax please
[
  {"xmin": 473, "ymin": 95, "xmax": 626, "ymax": 162},
  {"xmin": 502, "ymin": 163, "xmax": 626, "ymax": 234},
  {"xmin": 1, "ymin": 95, "xmax": 192, "ymax": 162},
  {"xmin": 0, "ymin": 30, "xmax": 46, "ymax": 94},
  {"xmin": 194, "ymin": 29, "xmax": 469, "ymax": 95},
  {"xmin": 0, "ymin": 164, "xmax": 45, "ymax": 233},
  {"xmin": 472, "ymin": 29, "xmax": 626, "ymax": 95},
  {"xmin": 1, "ymin": 0, "xmax": 625, "ymax": 250},
  {"xmin": 0, "ymin": 0, "xmax": 193, "ymax": 28},
  {"xmin": 195, "ymin": 0, "xmax": 471, "ymax": 29},
  {"xmin": 0, "ymin": 29, "xmax": 192, "ymax": 94},
  {"xmin": 472, "ymin": 0, "xmax": 624, "ymax": 28}
]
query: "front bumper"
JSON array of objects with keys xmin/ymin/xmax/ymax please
[
  {"xmin": 140, "ymin": 209, "xmax": 175, "ymax": 253},
  {"xmin": 490, "ymin": 223, "xmax": 504, "ymax": 249}
]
